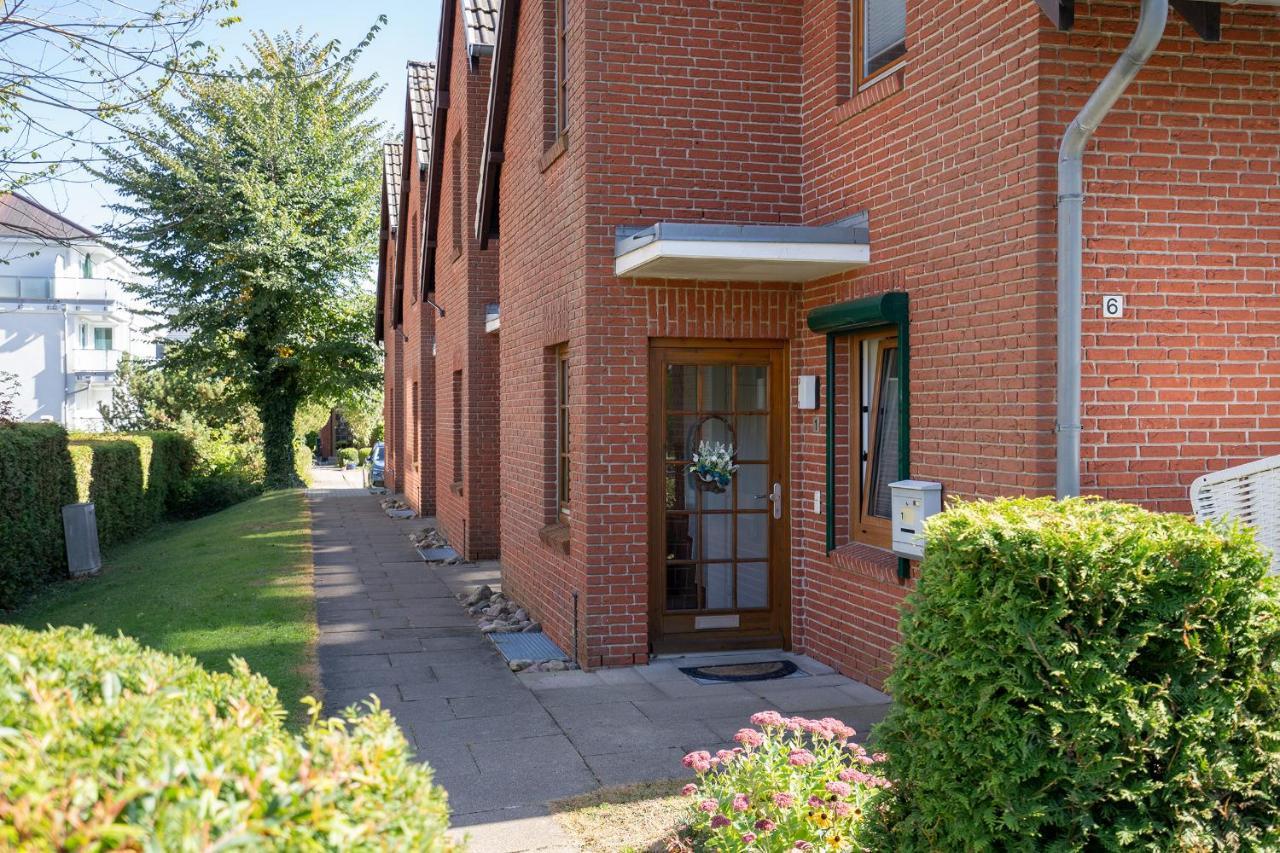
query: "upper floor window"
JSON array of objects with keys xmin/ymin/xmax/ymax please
[
  {"xmin": 81, "ymin": 254, "xmax": 94, "ymax": 278},
  {"xmin": 856, "ymin": 0, "xmax": 907, "ymax": 86},
  {"xmin": 93, "ymin": 327, "xmax": 113, "ymax": 352},
  {"xmin": 554, "ymin": 0, "xmax": 568, "ymax": 136}
]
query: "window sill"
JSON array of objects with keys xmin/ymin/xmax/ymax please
[
  {"xmin": 450, "ymin": 481, "xmax": 463, "ymax": 496},
  {"xmin": 829, "ymin": 541, "xmax": 907, "ymax": 584},
  {"xmin": 833, "ymin": 67, "xmax": 906, "ymax": 125},
  {"xmin": 538, "ymin": 521, "xmax": 570, "ymax": 555},
  {"xmin": 540, "ymin": 132, "xmax": 568, "ymax": 173}
]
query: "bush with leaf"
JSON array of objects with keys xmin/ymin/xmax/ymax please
[
  {"xmin": 68, "ymin": 431, "xmax": 195, "ymax": 549},
  {"xmin": 0, "ymin": 423, "xmax": 77, "ymax": 608},
  {"xmin": 677, "ymin": 712, "xmax": 889, "ymax": 851},
  {"xmin": 872, "ymin": 497, "xmax": 1280, "ymax": 850},
  {"xmin": 338, "ymin": 447, "xmax": 359, "ymax": 466},
  {"xmin": 358, "ymin": 446, "xmax": 373, "ymax": 465},
  {"xmin": 0, "ymin": 624, "xmax": 454, "ymax": 850}
]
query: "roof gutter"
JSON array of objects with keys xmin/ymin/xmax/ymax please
[{"xmin": 1056, "ymin": 0, "xmax": 1167, "ymax": 499}]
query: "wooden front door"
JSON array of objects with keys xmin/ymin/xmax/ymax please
[{"xmin": 648, "ymin": 341, "xmax": 790, "ymax": 652}]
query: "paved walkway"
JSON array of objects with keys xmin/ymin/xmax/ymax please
[{"xmin": 308, "ymin": 468, "xmax": 891, "ymax": 852}]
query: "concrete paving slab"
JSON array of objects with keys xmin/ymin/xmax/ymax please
[{"xmin": 584, "ymin": 747, "xmax": 692, "ymax": 787}]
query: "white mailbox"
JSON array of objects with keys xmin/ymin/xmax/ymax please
[{"xmin": 889, "ymin": 480, "xmax": 942, "ymax": 560}]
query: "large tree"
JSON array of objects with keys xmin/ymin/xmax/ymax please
[{"xmin": 99, "ymin": 31, "xmax": 383, "ymax": 487}]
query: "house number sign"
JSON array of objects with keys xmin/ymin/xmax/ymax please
[{"xmin": 1102, "ymin": 295, "xmax": 1125, "ymax": 319}]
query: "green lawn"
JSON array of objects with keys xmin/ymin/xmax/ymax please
[{"xmin": 10, "ymin": 490, "xmax": 317, "ymax": 723}]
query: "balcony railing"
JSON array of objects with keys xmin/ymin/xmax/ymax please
[
  {"xmin": 0, "ymin": 276, "xmax": 53, "ymax": 300},
  {"xmin": 70, "ymin": 348, "xmax": 123, "ymax": 374},
  {"xmin": 0, "ymin": 276, "xmax": 126, "ymax": 302}
]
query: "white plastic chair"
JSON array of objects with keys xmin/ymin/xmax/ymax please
[{"xmin": 1190, "ymin": 455, "xmax": 1280, "ymax": 575}]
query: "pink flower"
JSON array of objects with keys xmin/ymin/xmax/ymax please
[
  {"xmin": 699, "ymin": 799, "xmax": 718, "ymax": 814},
  {"xmin": 710, "ymin": 814, "xmax": 731, "ymax": 829},
  {"xmin": 808, "ymin": 795, "xmax": 824, "ymax": 808},
  {"xmin": 750, "ymin": 710, "xmax": 786, "ymax": 728},
  {"xmin": 682, "ymin": 751, "xmax": 711, "ymax": 769},
  {"xmin": 783, "ymin": 716, "xmax": 806, "ymax": 732},
  {"xmin": 794, "ymin": 843, "xmax": 814, "ymax": 851},
  {"xmin": 787, "ymin": 748, "xmax": 816, "ymax": 766},
  {"xmin": 742, "ymin": 832, "xmax": 757, "ymax": 844},
  {"xmin": 833, "ymin": 801, "xmax": 853, "ymax": 817},
  {"xmin": 772, "ymin": 792, "xmax": 794, "ymax": 809},
  {"xmin": 716, "ymin": 749, "xmax": 736, "ymax": 765},
  {"xmin": 821, "ymin": 717, "xmax": 857, "ymax": 741},
  {"xmin": 680, "ymin": 783, "xmax": 698, "ymax": 796},
  {"xmin": 754, "ymin": 817, "xmax": 776, "ymax": 832},
  {"xmin": 802, "ymin": 718, "xmax": 835, "ymax": 739},
  {"xmin": 871, "ymin": 752, "xmax": 888, "ymax": 763},
  {"xmin": 732, "ymin": 793, "xmax": 749, "ymax": 812},
  {"xmin": 825, "ymin": 781, "xmax": 852, "ymax": 798},
  {"xmin": 734, "ymin": 727, "xmax": 764, "ymax": 748}
]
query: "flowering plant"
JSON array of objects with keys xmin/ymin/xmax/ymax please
[
  {"xmin": 675, "ymin": 712, "xmax": 889, "ymax": 851},
  {"xmin": 688, "ymin": 441, "xmax": 739, "ymax": 490}
]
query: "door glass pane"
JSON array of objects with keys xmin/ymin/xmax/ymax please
[
  {"xmin": 666, "ymin": 415, "xmax": 697, "ymax": 461},
  {"xmin": 868, "ymin": 348, "xmax": 900, "ymax": 518},
  {"xmin": 666, "ymin": 514, "xmax": 695, "ymax": 561},
  {"xmin": 736, "ymin": 563, "xmax": 769, "ymax": 609},
  {"xmin": 705, "ymin": 564, "xmax": 733, "ymax": 610},
  {"xmin": 667, "ymin": 564, "xmax": 698, "ymax": 611},
  {"xmin": 735, "ymin": 366, "xmax": 767, "ymax": 411},
  {"xmin": 736, "ymin": 415, "xmax": 767, "ymax": 460},
  {"xmin": 702, "ymin": 481, "xmax": 731, "ymax": 511},
  {"xmin": 738, "ymin": 514, "xmax": 768, "ymax": 560},
  {"xmin": 701, "ymin": 514, "xmax": 732, "ymax": 561},
  {"xmin": 699, "ymin": 415, "xmax": 731, "ymax": 447},
  {"xmin": 666, "ymin": 364, "xmax": 696, "ymax": 411},
  {"xmin": 665, "ymin": 465, "xmax": 694, "ymax": 512},
  {"xmin": 736, "ymin": 464, "xmax": 768, "ymax": 510},
  {"xmin": 701, "ymin": 365, "xmax": 732, "ymax": 411}
]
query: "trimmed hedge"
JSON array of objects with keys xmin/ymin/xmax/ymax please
[
  {"xmin": 0, "ymin": 625, "xmax": 454, "ymax": 850},
  {"xmin": 872, "ymin": 497, "xmax": 1280, "ymax": 850},
  {"xmin": 0, "ymin": 423, "xmax": 78, "ymax": 608},
  {"xmin": 358, "ymin": 446, "xmax": 372, "ymax": 465},
  {"xmin": 338, "ymin": 447, "xmax": 358, "ymax": 465},
  {"xmin": 68, "ymin": 432, "xmax": 195, "ymax": 550}
]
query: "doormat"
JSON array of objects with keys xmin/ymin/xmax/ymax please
[
  {"xmin": 491, "ymin": 632, "xmax": 570, "ymax": 662},
  {"xmin": 679, "ymin": 660, "xmax": 802, "ymax": 684}
]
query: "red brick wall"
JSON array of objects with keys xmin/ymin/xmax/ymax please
[
  {"xmin": 495, "ymin": 0, "xmax": 590, "ymax": 663},
  {"xmin": 790, "ymin": 0, "xmax": 1052, "ymax": 687},
  {"xmin": 432, "ymin": 18, "xmax": 501, "ymax": 560},
  {"xmin": 1043, "ymin": 1, "xmax": 1280, "ymax": 511},
  {"xmin": 398, "ymin": 109, "xmax": 437, "ymax": 518}
]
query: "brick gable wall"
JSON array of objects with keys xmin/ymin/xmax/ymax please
[{"xmin": 432, "ymin": 17, "xmax": 501, "ymax": 560}]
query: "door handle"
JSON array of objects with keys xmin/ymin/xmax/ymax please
[{"xmin": 753, "ymin": 483, "xmax": 784, "ymax": 520}]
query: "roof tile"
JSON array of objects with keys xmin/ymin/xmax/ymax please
[
  {"xmin": 407, "ymin": 61, "xmax": 436, "ymax": 169},
  {"xmin": 382, "ymin": 142, "xmax": 403, "ymax": 230},
  {"xmin": 462, "ymin": 0, "xmax": 500, "ymax": 51}
]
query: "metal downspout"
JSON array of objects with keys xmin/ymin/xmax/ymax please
[{"xmin": 1056, "ymin": 0, "xmax": 1168, "ymax": 498}]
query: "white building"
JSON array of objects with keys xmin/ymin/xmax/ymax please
[{"xmin": 0, "ymin": 194, "xmax": 159, "ymax": 431}]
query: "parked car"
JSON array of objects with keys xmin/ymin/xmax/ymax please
[{"xmin": 365, "ymin": 442, "xmax": 385, "ymax": 487}]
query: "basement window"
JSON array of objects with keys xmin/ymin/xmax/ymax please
[
  {"xmin": 856, "ymin": 0, "xmax": 907, "ymax": 87},
  {"xmin": 851, "ymin": 327, "xmax": 900, "ymax": 549}
]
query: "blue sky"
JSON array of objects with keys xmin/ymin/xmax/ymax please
[{"xmin": 25, "ymin": 0, "xmax": 441, "ymax": 230}]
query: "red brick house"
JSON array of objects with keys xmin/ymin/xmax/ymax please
[{"xmin": 381, "ymin": 0, "xmax": 1280, "ymax": 685}]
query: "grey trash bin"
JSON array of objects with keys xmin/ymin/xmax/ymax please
[{"xmin": 62, "ymin": 502, "xmax": 102, "ymax": 577}]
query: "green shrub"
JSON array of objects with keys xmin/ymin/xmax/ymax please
[
  {"xmin": 338, "ymin": 447, "xmax": 358, "ymax": 465},
  {"xmin": 68, "ymin": 432, "xmax": 195, "ymax": 550},
  {"xmin": 0, "ymin": 624, "xmax": 454, "ymax": 850},
  {"xmin": 294, "ymin": 439, "xmax": 314, "ymax": 486},
  {"xmin": 172, "ymin": 471, "xmax": 264, "ymax": 519},
  {"xmin": 0, "ymin": 423, "xmax": 77, "ymax": 608},
  {"xmin": 358, "ymin": 446, "xmax": 372, "ymax": 465},
  {"xmin": 872, "ymin": 497, "xmax": 1280, "ymax": 851}
]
